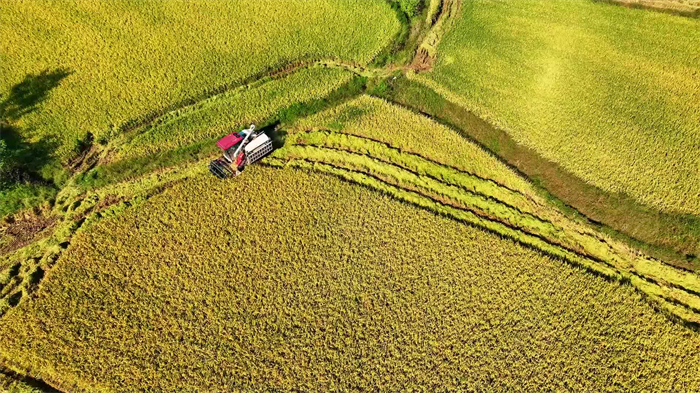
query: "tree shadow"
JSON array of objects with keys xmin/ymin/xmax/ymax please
[
  {"xmin": 0, "ymin": 68, "xmax": 72, "ymax": 185},
  {"xmin": 259, "ymin": 121, "xmax": 286, "ymax": 149},
  {"xmin": 0, "ymin": 68, "xmax": 72, "ymax": 122},
  {"xmin": 0, "ymin": 122, "xmax": 58, "ymax": 183}
]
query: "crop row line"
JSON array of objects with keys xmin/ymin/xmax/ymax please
[
  {"xmin": 267, "ymin": 156, "xmax": 605, "ymax": 268},
  {"xmin": 293, "ymin": 129, "xmax": 539, "ymax": 206},
  {"xmin": 291, "ymin": 130, "xmax": 550, "ymax": 217},
  {"xmin": 282, "ymin": 131, "xmax": 611, "ymax": 260},
  {"xmin": 265, "ymin": 157, "xmax": 700, "ymax": 328},
  {"xmin": 304, "ymin": 144, "xmax": 548, "ymax": 227},
  {"xmin": 280, "ymin": 133, "xmax": 700, "ymax": 299}
]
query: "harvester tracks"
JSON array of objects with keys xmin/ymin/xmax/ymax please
[
  {"xmin": 3, "ymin": 6, "xmax": 697, "ymax": 388},
  {"xmin": 269, "ymin": 130, "xmax": 700, "ymax": 327}
]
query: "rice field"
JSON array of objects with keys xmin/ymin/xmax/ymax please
[
  {"xmin": 275, "ymin": 96, "xmax": 700, "ymax": 324},
  {"xmin": 1, "ymin": 1, "xmax": 699, "ymax": 390},
  {"xmin": 0, "ymin": 0, "xmax": 398, "ymax": 161},
  {"xmin": 1, "ymin": 166, "xmax": 699, "ymax": 392},
  {"xmin": 114, "ymin": 67, "xmax": 354, "ymax": 161},
  {"xmin": 415, "ymin": 0, "xmax": 700, "ymax": 215}
]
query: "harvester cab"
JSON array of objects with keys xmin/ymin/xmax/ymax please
[{"xmin": 209, "ymin": 124, "xmax": 274, "ymax": 179}]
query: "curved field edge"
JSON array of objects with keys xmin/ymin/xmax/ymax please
[
  {"xmin": 290, "ymin": 95, "xmax": 536, "ymax": 198},
  {"xmin": 1, "ymin": 166, "xmax": 699, "ymax": 392},
  {"xmin": 0, "ymin": 0, "xmax": 400, "ymax": 161},
  {"xmin": 414, "ymin": 0, "xmax": 700, "ymax": 215},
  {"xmin": 285, "ymin": 95, "xmax": 699, "ymax": 278},
  {"xmin": 376, "ymin": 74, "xmax": 700, "ymax": 270}
]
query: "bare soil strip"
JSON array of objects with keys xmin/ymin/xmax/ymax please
[
  {"xmin": 593, "ymin": 0, "xmax": 700, "ymax": 17},
  {"xmin": 0, "ymin": 211, "xmax": 57, "ymax": 256}
]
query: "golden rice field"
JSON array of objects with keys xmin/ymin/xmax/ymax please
[
  {"xmin": 0, "ymin": 0, "xmax": 398, "ymax": 160},
  {"xmin": 414, "ymin": 0, "xmax": 700, "ymax": 214},
  {"xmin": 2, "ymin": 1, "xmax": 699, "ymax": 390},
  {"xmin": 275, "ymin": 96, "xmax": 700, "ymax": 324},
  {"xmin": 115, "ymin": 67, "xmax": 354, "ymax": 161},
  {"xmin": 1, "ymin": 166, "xmax": 699, "ymax": 392}
]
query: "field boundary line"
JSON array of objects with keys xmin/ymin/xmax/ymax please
[
  {"xmin": 291, "ymin": 128, "xmax": 538, "ymax": 203},
  {"xmin": 267, "ymin": 158, "xmax": 700, "ymax": 329},
  {"xmin": 374, "ymin": 78, "xmax": 700, "ymax": 272}
]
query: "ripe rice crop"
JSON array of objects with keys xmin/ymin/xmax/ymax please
[
  {"xmin": 276, "ymin": 97, "xmax": 700, "ymax": 322},
  {"xmin": 115, "ymin": 67, "xmax": 353, "ymax": 160},
  {"xmin": 291, "ymin": 95, "xmax": 536, "ymax": 198},
  {"xmin": 414, "ymin": 0, "xmax": 700, "ymax": 214},
  {"xmin": 1, "ymin": 166, "xmax": 699, "ymax": 391},
  {"xmin": 0, "ymin": 0, "xmax": 399, "ymax": 160}
]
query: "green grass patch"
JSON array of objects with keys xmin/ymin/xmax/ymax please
[{"xmin": 0, "ymin": 183, "xmax": 56, "ymax": 218}]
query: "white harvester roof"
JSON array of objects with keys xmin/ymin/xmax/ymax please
[{"xmin": 244, "ymin": 133, "xmax": 271, "ymax": 153}]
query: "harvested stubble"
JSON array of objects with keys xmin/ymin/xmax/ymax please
[
  {"xmin": 0, "ymin": 166, "xmax": 699, "ymax": 392},
  {"xmin": 115, "ymin": 67, "xmax": 354, "ymax": 160}
]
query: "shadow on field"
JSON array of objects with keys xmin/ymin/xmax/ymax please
[
  {"xmin": 0, "ymin": 68, "xmax": 72, "ymax": 121},
  {"xmin": 0, "ymin": 68, "xmax": 71, "ymax": 184},
  {"xmin": 0, "ymin": 123, "xmax": 58, "ymax": 183},
  {"xmin": 262, "ymin": 121, "xmax": 285, "ymax": 149}
]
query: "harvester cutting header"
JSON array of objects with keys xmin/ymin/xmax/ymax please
[{"xmin": 208, "ymin": 124, "xmax": 273, "ymax": 179}]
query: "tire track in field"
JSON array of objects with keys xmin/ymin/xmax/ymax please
[
  {"xmin": 269, "ymin": 131, "xmax": 700, "ymax": 327},
  {"xmin": 268, "ymin": 157, "xmax": 700, "ymax": 328}
]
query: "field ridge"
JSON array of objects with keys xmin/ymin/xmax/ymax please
[
  {"xmin": 376, "ymin": 76, "xmax": 700, "ymax": 270},
  {"xmin": 269, "ymin": 126, "xmax": 700, "ymax": 327}
]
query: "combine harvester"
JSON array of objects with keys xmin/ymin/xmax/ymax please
[{"xmin": 208, "ymin": 124, "xmax": 273, "ymax": 179}]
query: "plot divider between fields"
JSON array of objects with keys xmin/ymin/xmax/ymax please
[
  {"xmin": 268, "ymin": 157, "xmax": 700, "ymax": 330},
  {"xmin": 268, "ymin": 125, "xmax": 700, "ymax": 327}
]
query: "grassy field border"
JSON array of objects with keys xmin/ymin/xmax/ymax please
[{"xmin": 373, "ymin": 75, "xmax": 700, "ymax": 271}]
